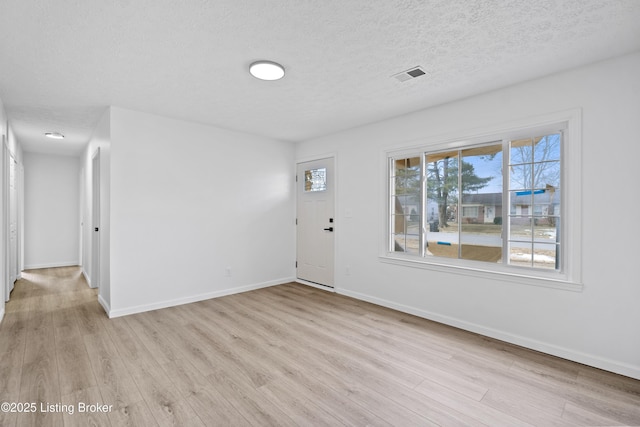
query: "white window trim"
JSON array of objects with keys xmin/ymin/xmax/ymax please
[{"xmin": 380, "ymin": 109, "xmax": 583, "ymax": 291}]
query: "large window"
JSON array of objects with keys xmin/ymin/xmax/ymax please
[{"xmin": 387, "ymin": 119, "xmax": 579, "ymax": 286}]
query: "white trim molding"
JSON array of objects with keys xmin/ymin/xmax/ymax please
[
  {"xmin": 23, "ymin": 261, "xmax": 79, "ymax": 270},
  {"xmin": 295, "ymin": 278, "xmax": 336, "ymax": 292},
  {"xmin": 98, "ymin": 294, "xmax": 110, "ymax": 316},
  {"xmin": 107, "ymin": 277, "xmax": 295, "ymax": 318}
]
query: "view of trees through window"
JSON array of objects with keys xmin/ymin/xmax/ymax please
[{"xmin": 390, "ymin": 132, "xmax": 561, "ymax": 270}]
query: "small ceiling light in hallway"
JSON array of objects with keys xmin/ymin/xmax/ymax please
[{"xmin": 249, "ymin": 61, "xmax": 285, "ymax": 81}]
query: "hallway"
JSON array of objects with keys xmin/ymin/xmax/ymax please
[{"xmin": 0, "ymin": 267, "xmax": 108, "ymax": 426}]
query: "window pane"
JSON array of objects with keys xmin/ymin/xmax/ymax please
[
  {"xmin": 393, "ymin": 157, "xmax": 421, "ymax": 175},
  {"xmin": 510, "ymin": 138, "xmax": 533, "ymax": 164},
  {"xmin": 426, "ymin": 240, "xmax": 458, "ymax": 259},
  {"xmin": 392, "ymin": 208, "xmax": 420, "ymax": 255},
  {"xmin": 426, "ymin": 152, "xmax": 458, "ymax": 230},
  {"xmin": 534, "ymin": 134, "xmax": 561, "ymax": 162},
  {"xmin": 510, "ymin": 216, "xmax": 533, "ymax": 240},
  {"xmin": 508, "ymin": 132, "xmax": 562, "ymax": 270},
  {"xmin": 533, "ymin": 217, "xmax": 558, "ymax": 243},
  {"xmin": 509, "ymin": 165, "xmax": 532, "ymax": 190},
  {"xmin": 533, "ymin": 160, "xmax": 561, "ymax": 189},
  {"xmin": 533, "ymin": 243, "xmax": 558, "ymax": 269},
  {"xmin": 391, "ymin": 157, "xmax": 421, "ymax": 254},
  {"xmin": 509, "ymin": 242, "xmax": 533, "ymax": 267},
  {"xmin": 426, "ymin": 152, "xmax": 459, "ymax": 258},
  {"xmin": 460, "ymin": 144, "xmax": 503, "ymax": 262},
  {"xmin": 510, "ymin": 190, "xmax": 535, "ymax": 215}
]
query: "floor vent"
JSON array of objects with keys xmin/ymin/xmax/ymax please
[{"xmin": 392, "ymin": 66, "xmax": 427, "ymax": 82}]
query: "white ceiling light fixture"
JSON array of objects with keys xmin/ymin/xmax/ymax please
[
  {"xmin": 45, "ymin": 132, "xmax": 65, "ymax": 139},
  {"xmin": 249, "ymin": 60, "xmax": 285, "ymax": 81}
]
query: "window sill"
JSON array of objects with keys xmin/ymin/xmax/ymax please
[{"xmin": 379, "ymin": 254, "xmax": 583, "ymax": 292}]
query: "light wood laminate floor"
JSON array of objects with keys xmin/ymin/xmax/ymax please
[{"xmin": 1, "ymin": 266, "xmax": 639, "ymax": 426}]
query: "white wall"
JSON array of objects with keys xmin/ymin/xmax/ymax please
[
  {"xmin": 23, "ymin": 152, "xmax": 79, "ymax": 269},
  {"xmin": 109, "ymin": 107, "xmax": 295, "ymax": 316},
  {"xmin": 80, "ymin": 108, "xmax": 111, "ymax": 311},
  {"xmin": 296, "ymin": 52, "xmax": 640, "ymax": 379}
]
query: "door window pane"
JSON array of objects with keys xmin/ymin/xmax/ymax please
[{"xmin": 304, "ymin": 168, "xmax": 326, "ymax": 192}]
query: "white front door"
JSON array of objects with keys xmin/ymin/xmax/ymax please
[{"xmin": 296, "ymin": 158, "xmax": 335, "ymax": 288}]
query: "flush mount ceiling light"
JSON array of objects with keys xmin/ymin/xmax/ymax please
[
  {"xmin": 45, "ymin": 132, "xmax": 65, "ymax": 139},
  {"xmin": 249, "ymin": 60, "xmax": 285, "ymax": 81}
]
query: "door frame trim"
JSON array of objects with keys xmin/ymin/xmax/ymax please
[
  {"xmin": 295, "ymin": 153, "xmax": 337, "ymax": 289},
  {"xmin": 90, "ymin": 147, "xmax": 100, "ymax": 289}
]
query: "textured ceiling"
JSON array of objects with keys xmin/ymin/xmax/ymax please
[{"xmin": 1, "ymin": 0, "xmax": 640, "ymax": 156}]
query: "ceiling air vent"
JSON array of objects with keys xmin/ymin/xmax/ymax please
[{"xmin": 392, "ymin": 66, "xmax": 427, "ymax": 82}]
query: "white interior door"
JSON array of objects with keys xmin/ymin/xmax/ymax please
[
  {"xmin": 8, "ymin": 152, "xmax": 17, "ymax": 294},
  {"xmin": 91, "ymin": 149, "xmax": 100, "ymax": 289},
  {"xmin": 296, "ymin": 158, "xmax": 335, "ymax": 287}
]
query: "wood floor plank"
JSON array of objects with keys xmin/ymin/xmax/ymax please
[
  {"xmin": 415, "ymin": 377, "xmax": 534, "ymax": 427},
  {"xmin": 108, "ymin": 400, "xmax": 159, "ymax": 427},
  {"xmin": 129, "ymin": 360, "xmax": 197, "ymax": 426},
  {"xmin": 0, "ymin": 307, "xmax": 28, "ymax": 399},
  {"xmin": 258, "ymin": 376, "xmax": 349, "ymax": 427},
  {"xmin": 561, "ymin": 401, "xmax": 625, "ymax": 426},
  {"xmin": 248, "ymin": 290, "xmax": 428, "ymax": 389},
  {"xmin": 480, "ymin": 388, "xmax": 574, "ymax": 426},
  {"xmin": 54, "ymin": 308, "xmax": 97, "ymax": 396},
  {"xmin": 83, "ymin": 332, "xmax": 144, "ymax": 410},
  {"xmin": 206, "ymin": 368, "xmax": 299, "ymax": 427},
  {"xmin": 18, "ymin": 295, "xmax": 63, "ymax": 427},
  {"xmin": 124, "ymin": 313, "xmax": 181, "ymax": 366},
  {"xmin": 185, "ymin": 320, "xmax": 279, "ymax": 388},
  {"xmin": 60, "ymin": 386, "xmax": 111, "ymax": 427},
  {"xmin": 142, "ymin": 311, "xmax": 221, "ymax": 378},
  {"xmin": 102, "ymin": 317, "xmax": 159, "ymax": 376},
  {"xmin": 185, "ymin": 383, "xmax": 251, "ymax": 426},
  {"xmin": 218, "ymin": 296, "xmax": 467, "ymax": 426},
  {"xmin": 217, "ymin": 302, "xmax": 475, "ymax": 426},
  {"xmin": 158, "ymin": 359, "xmax": 211, "ymax": 399},
  {"xmin": 72, "ymin": 295, "xmax": 109, "ymax": 337},
  {"xmin": 2, "ymin": 270, "xmax": 640, "ymax": 426}
]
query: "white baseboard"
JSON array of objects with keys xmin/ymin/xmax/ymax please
[
  {"xmin": 295, "ymin": 279, "xmax": 336, "ymax": 292},
  {"xmin": 107, "ymin": 277, "xmax": 295, "ymax": 319},
  {"xmin": 0, "ymin": 306, "xmax": 4, "ymax": 324},
  {"xmin": 81, "ymin": 269, "xmax": 96, "ymax": 288},
  {"xmin": 24, "ymin": 261, "xmax": 79, "ymax": 270},
  {"xmin": 336, "ymin": 287, "xmax": 640, "ymax": 381},
  {"xmin": 98, "ymin": 294, "xmax": 111, "ymax": 315}
]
